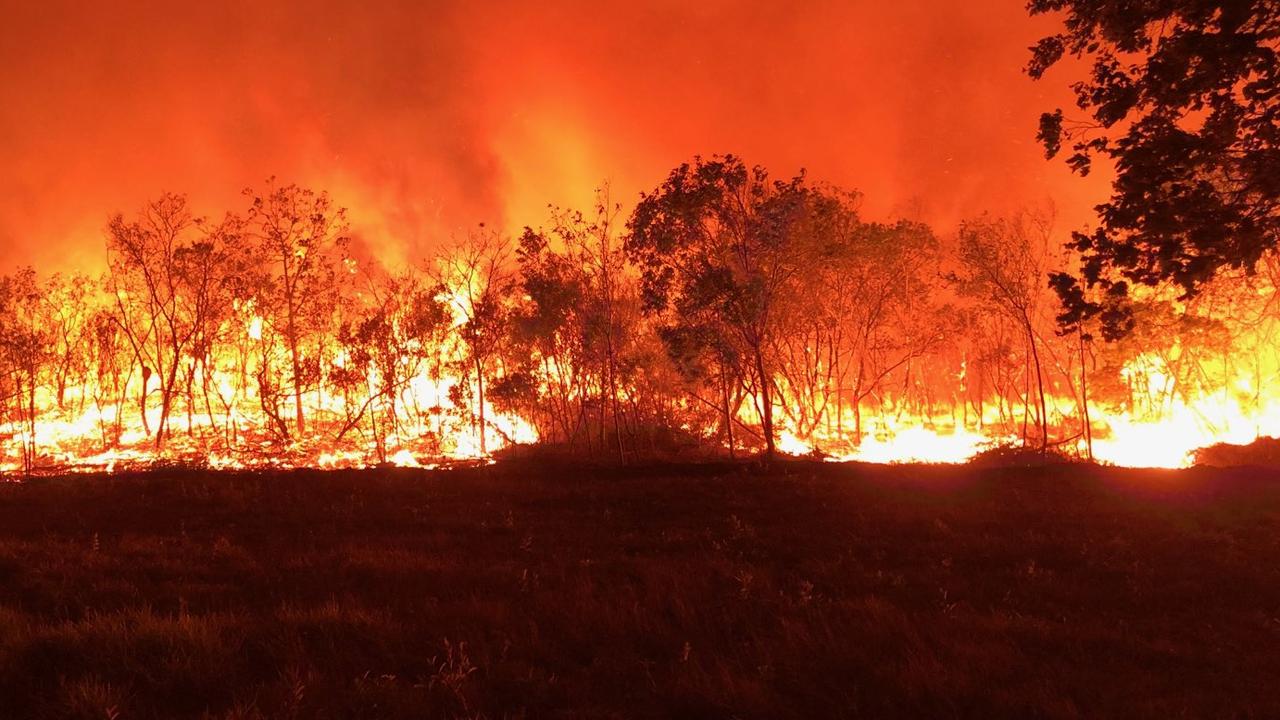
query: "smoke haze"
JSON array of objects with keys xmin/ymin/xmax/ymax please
[{"xmin": 0, "ymin": 0, "xmax": 1106, "ymax": 272}]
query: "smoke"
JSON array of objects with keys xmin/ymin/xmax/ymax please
[{"xmin": 0, "ymin": 0, "xmax": 1106, "ymax": 273}]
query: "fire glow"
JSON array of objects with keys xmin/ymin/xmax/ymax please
[
  {"xmin": 4, "ymin": 343, "xmax": 1273, "ymax": 473},
  {"xmin": 3, "ymin": 184, "xmax": 1278, "ymax": 475}
]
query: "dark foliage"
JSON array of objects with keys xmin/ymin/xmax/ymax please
[
  {"xmin": 626, "ymin": 156, "xmax": 830, "ymax": 456},
  {"xmin": 1028, "ymin": 0, "xmax": 1280, "ymax": 338},
  {"xmin": 1194, "ymin": 435, "xmax": 1280, "ymax": 465}
]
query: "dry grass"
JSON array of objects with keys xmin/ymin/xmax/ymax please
[{"xmin": 1, "ymin": 460, "xmax": 1279, "ymax": 718}]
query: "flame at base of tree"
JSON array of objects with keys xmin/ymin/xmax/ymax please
[
  {"xmin": 0, "ymin": 347, "xmax": 539, "ymax": 475},
  {"xmin": 0, "ymin": 187, "xmax": 542, "ymax": 476},
  {"xmin": 5, "ymin": 173, "xmax": 1280, "ymax": 476},
  {"xmin": 761, "ymin": 388, "xmax": 1280, "ymax": 471},
  {"xmin": 767, "ymin": 360, "xmax": 1280, "ymax": 470},
  {"xmin": 3, "ymin": 309, "xmax": 1279, "ymax": 473},
  {"xmin": 8, "ymin": 355, "xmax": 1279, "ymax": 473}
]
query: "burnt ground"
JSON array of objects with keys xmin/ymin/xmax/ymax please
[{"xmin": 0, "ymin": 459, "xmax": 1278, "ymax": 719}]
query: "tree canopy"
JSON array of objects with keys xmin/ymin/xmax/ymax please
[
  {"xmin": 1028, "ymin": 0, "xmax": 1280, "ymax": 338},
  {"xmin": 626, "ymin": 155, "xmax": 818, "ymax": 456}
]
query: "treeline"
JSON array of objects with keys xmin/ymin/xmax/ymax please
[{"xmin": 2, "ymin": 156, "xmax": 1278, "ymax": 472}]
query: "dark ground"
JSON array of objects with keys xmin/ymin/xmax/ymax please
[{"xmin": 1, "ymin": 460, "xmax": 1278, "ymax": 719}]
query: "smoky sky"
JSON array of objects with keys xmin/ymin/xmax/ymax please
[{"xmin": 0, "ymin": 0, "xmax": 1107, "ymax": 273}]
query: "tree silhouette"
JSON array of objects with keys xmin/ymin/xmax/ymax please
[
  {"xmin": 952, "ymin": 213, "xmax": 1055, "ymax": 452},
  {"xmin": 244, "ymin": 182, "xmax": 349, "ymax": 438},
  {"xmin": 778, "ymin": 179, "xmax": 950, "ymax": 447},
  {"xmin": 1029, "ymin": 0, "xmax": 1280, "ymax": 338},
  {"xmin": 333, "ymin": 270, "xmax": 451, "ymax": 462},
  {"xmin": 105, "ymin": 194, "xmax": 205, "ymax": 449},
  {"xmin": 432, "ymin": 229, "xmax": 515, "ymax": 457},
  {"xmin": 0, "ymin": 269, "xmax": 50, "ymax": 472},
  {"xmin": 627, "ymin": 155, "xmax": 815, "ymax": 457},
  {"xmin": 512, "ymin": 190, "xmax": 634, "ymax": 460}
]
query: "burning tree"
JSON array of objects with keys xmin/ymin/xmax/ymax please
[
  {"xmin": 952, "ymin": 213, "xmax": 1056, "ymax": 452},
  {"xmin": 770, "ymin": 191, "xmax": 950, "ymax": 447},
  {"xmin": 627, "ymin": 155, "xmax": 820, "ymax": 457},
  {"xmin": 9, "ymin": 152, "xmax": 1280, "ymax": 473},
  {"xmin": 333, "ymin": 269, "xmax": 452, "ymax": 462},
  {"xmin": 0, "ymin": 269, "xmax": 50, "ymax": 472},
  {"xmin": 104, "ymin": 194, "xmax": 208, "ymax": 450},
  {"xmin": 41, "ymin": 273, "xmax": 95, "ymax": 413},
  {"xmin": 180, "ymin": 213, "xmax": 258, "ymax": 448},
  {"xmin": 432, "ymin": 228, "xmax": 517, "ymax": 457},
  {"xmin": 508, "ymin": 190, "xmax": 642, "ymax": 460},
  {"xmin": 245, "ymin": 182, "xmax": 349, "ymax": 439}
]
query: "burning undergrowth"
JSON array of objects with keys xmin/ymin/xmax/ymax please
[{"xmin": 4, "ymin": 159, "xmax": 1280, "ymax": 475}]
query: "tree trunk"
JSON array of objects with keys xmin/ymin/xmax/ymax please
[
  {"xmin": 140, "ymin": 365, "xmax": 152, "ymax": 436},
  {"xmin": 854, "ymin": 399, "xmax": 862, "ymax": 440},
  {"xmin": 473, "ymin": 353, "xmax": 487, "ymax": 456},
  {"xmin": 1020, "ymin": 353, "xmax": 1030, "ymax": 445},
  {"xmin": 1025, "ymin": 318, "xmax": 1049, "ymax": 454},
  {"xmin": 607, "ymin": 345, "xmax": 624, "ymax": 464},
  {"xmin": 283, "ymin": 261, "xmax": 305, "ymax": 437},
  {"xmin": 199, "ymin": 356, "xmax": 220, "ymax": 445},
  {"xmin": 722, "ymin": 364, "xmax": 735, "ymax": 459},
  {"xmin": 1079, "ymin": 329, "xmax": 1093, "ymax": 461},
  {"xmin": 289, "ymin": 336, "xmax": 305, "ymax": 436},
  {"xmin": 23, "ymin": 374, "xmax": 36, "ymax": 473},
  {"xmin": 154, "ymin": 352, "xmax": 182, "ymax": 450},
  {"xmin": 753, "ymin": 345, "xmax": 776, "ymax": 457}
]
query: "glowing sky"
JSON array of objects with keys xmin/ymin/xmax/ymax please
[{"xmin": 0, "ymin": 0, "xmax": 1107, "ymax": 272}]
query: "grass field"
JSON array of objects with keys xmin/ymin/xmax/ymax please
[{"xmin": 1, "ymin": 459, "xmax": 1279, "ymax": 719}]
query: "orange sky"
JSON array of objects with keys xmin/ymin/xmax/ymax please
[{"xmin": 0, "ymin": 0, "xmax": 1107, "ymax": 273}]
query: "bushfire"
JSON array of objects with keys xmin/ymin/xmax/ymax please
[{"xmin": 2, "ymin": 167, "xmax": 1279, "ymax": 475}]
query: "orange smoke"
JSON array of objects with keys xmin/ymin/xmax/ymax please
[{"xmin": 0, "ymin": 1, "xmax": 1105, "ymax": 273}]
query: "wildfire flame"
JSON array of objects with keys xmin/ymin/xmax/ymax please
[
  {"xmin": 0, "ymin": 272, "xmax": 540, "ymax": 475},
  {"xmin": 4, "ymin": 347, "xmax": 1276, "ymax": 474},
  {"xmin": 5, "ymin": 290, "xmax": 1278, "ymax": 475},
  {"xmin": 763, "ymin": 347, "xmax": 1280, "ymax": 470},
  {"xmin": 4, "ymin": 196, "xmax": 1278, "ymax": 477}
]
